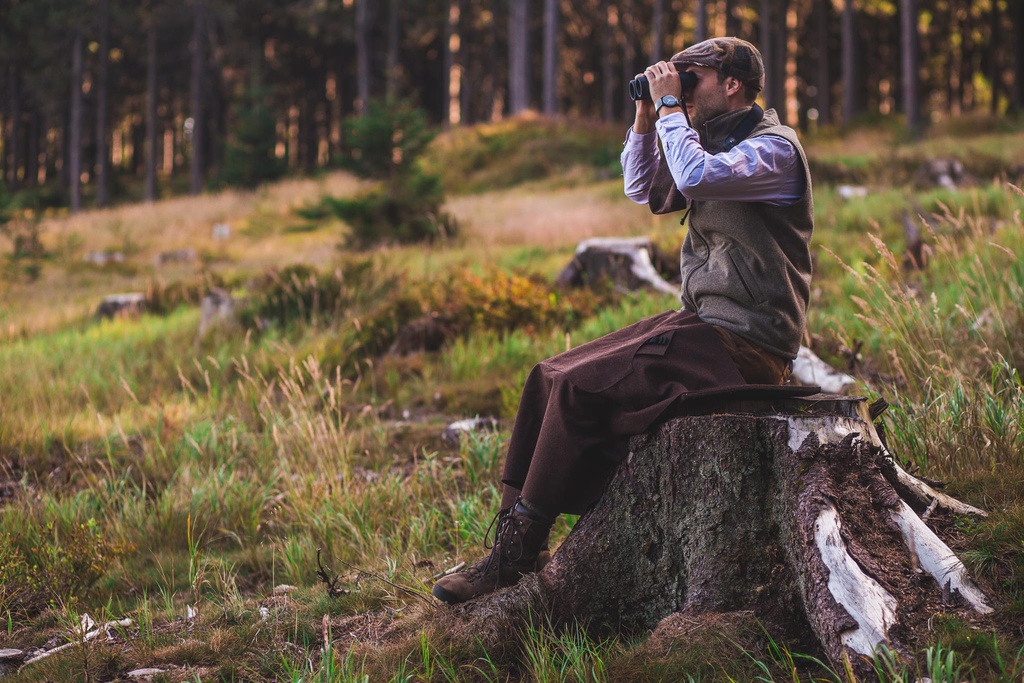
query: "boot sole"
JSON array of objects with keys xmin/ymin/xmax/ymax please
[{"xmin": 431, "ymin": 582, "xmax": 465, "ymax": 604}]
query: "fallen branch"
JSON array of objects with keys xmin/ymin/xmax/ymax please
[{"xmin": 22, "ymin": 616, "xmax": 132, "ymax": 667}]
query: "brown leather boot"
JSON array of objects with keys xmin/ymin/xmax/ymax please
[{"xmin": 432, "ymin": 504, "xmax": 552, "ymax": 604}]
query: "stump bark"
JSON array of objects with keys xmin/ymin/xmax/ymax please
[{"xmin": 452, "ymin": 394, "xmax": 991, "ymax": 673}]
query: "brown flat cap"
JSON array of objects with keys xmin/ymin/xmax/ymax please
[{"xmin": 671, "ymin": 37, "xmax": 765, "ymax": 92}]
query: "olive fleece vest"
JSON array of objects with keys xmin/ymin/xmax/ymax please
[{"xmin": 649, "ymin": 107, "xmax": 814, "ymax": 360}]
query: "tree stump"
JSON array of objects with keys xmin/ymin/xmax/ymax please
[
  {"xmin": 95, "ymin": 293, "xmax": 146, "ymax": 319},
  {"xmin": 451, "ymin": 393, "xmax": 991, "ymax": 674},
  {"xmin": 555, "ymin": 237, "xmax": 679, "ymax": 295}
]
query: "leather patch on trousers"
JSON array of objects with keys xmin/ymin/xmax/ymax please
[{"xmin": 636, "ymin": 332, "xmax": 674, "ymax": 356}]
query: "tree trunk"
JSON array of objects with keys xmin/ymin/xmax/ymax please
[
  {"xmin": 508, "ymin": 0, "xmax": 530, "ymax": 114},
  {"xmin": 355, "ymin": 0, "xmax": 374, "ymax": 115},
  {"xmin": 649, "ymin": 0, "xmax": 665, "ymax": 64},
  {"xmin": 95, "ymin": 0, "xmax": 111, "ymax": 206},
  {"xmin": 814, "ymin": 0, "xmax": 831, "ymax": 126},
  {"xmin": 958, "ymin": 5, "xmax": 972, "ymax": 112},
  {"xmin": 444, "ymin": 0, "xmax": 461, "ymax": 126},
  {"xmin": 1013, "ymin": 0, "xmax": 1024, "ymax": 113},
  {"xmin": 145, "ymin": 14, "xmax": 158, "ymax": 202},
  {"xmin": 189, "ymin": 0, "xmax": 206, "ymax": 195},
  {"xmin": 301, "ymin": 92, "xmax": 316, "ymax": 173},
  {"xmin": 452, "ymin": 395, "xmax": 992, "ymax": 677},
  {"xmin": 841, "ymin": 0, "xmax": 859, "ymax": 125},
  {"xmin": 6, "ymin": 64, "xmax": 20, "ymax": 191},
  {"xmin": 601, "ymin": 0, "xmax": 616, "ymax": 123},
  {"xmin": 542, "ymin": 0, "xmax": 558, "ymax": 114},
  {"xmin": 620, "ymin": 0, "xmax": 636, "ymax": 122},
  {"xmin": 207, "ymin": 34, "xmax": 225, "ymax": 176},
  {"xmin": 725, "ymin": 0, "xmax": 740, "ymax": 36},
  {"xmin": 485, "ymin": 0, "xmax": 501, "ymax": 121},
  {"xmin": 760, "ymin": 0, "xmax": 776, "ymax": 111},
  {"xmin": 988, "ymin": 0, "xmax": 1000, "ymax": 115},
  {"xmin": 70, "ymin": 30, "xmax": 84, "ymax": 214},
  {"xmin": 458, "ymin": 0, "xmax": 472, "ymax": 124},
  {"xmin": 25, "ymin": 110, "xmax": 39, "ymax": 187},
  {"xmin": 386, "ymin": 0, "xmax": 400, "ymax": 101},
  {"xmin": 779, "ymin": 0, "xmax": 794, "ymax": 126},
  {"xmin": 901, "ymin": 0, "xmax": 921, "ymax": 136},
  {"xmin": 694, "ymin": 0, "xmax": 707, "ymax": 43}
]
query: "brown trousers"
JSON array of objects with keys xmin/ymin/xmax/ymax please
[{"xmin": 500, "ymin": 310, "xmax": 790, "ymax": 515}]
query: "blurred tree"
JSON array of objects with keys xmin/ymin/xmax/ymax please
[
  {"xmin": 189, "ymin": 0, "xmax": 207, "ymax": 195},
  {"xmin": 1014, "ymin": 1, "xmax": 1024, "ymax": 112},
  {"xmin": 543, "ymin": 0, "xmax": 559, "ymax": 114},
  {"xmin": 356, "ymin": 0, "xmax": 374, "ymax": 115},
  {"xmin": 841, "ymin": 0, "xmax": 860, "ymax": 125},
  {"xmin": 70, "ymin": 28, "xmax": 83, "ymax": 213},
  {"xmin": 694, "ymin": 0, "xmax": 708, "ymax": 42},
  {"xmin": 901, "ymin": 0, "xmax": 921, "ymax": 135},
  {"xmin": 95, "ymin": 0, "xmax": 111, "ymax": 206},
  {"xmin": 2, "ymin": 0, "xmax": 1023, "ymax": 210},
  {"xmin": 509, "ymin": 0, "xmax": 531, "ymax": 113},
  {"xmin": 812, "ymin": 0, "xmax": 831, "ymax": 126},
  {"xmin": 649, "ymin": 0, "xmax": 664, "ymax": 63},
  {"xmin": 145, "ymin": 2, "xmax": 159, "ymax": 201},
  {"xmin": 219, "ymin": 87, "xmax": 284, "ymax": 188}
]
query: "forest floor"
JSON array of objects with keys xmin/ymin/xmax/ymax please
[{"xmin": 2, "ymin": 114, "xmax": 1024, "ymax": 681}]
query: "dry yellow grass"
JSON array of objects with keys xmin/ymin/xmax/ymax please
[
  {"xmin": 447, "ymin": 179, "xmax": 676, "ymax": 246},
  {"xmin": 40, "ymin": 173, "xmax": 362, "ymax": 251},
  {"xmin": 1, "ymin": 173, "xmax": 364, "ymax": 337},
  {"xmin": 1, "ymin": 172, "xmax": 676, "ymax": 337}
]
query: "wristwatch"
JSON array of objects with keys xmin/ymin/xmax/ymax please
[{"xmin": 655, "ymin": 95, "xmax": 681, "ymax": 113}]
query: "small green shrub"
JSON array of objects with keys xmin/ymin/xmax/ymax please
[
  {"xmin": 218, "ymin": 88, "xmax": 286, "ymax": 189},
  {"xmin": 240, "ymin": 257, "xmax": 398, "ymax": 331},
  {"xmin": 0, "ymin": 215, "xmax": 47, "ymax": 281},
  {"xmin": 345, "ymin": 99, "xmax": 435, "ymax": 181},
  {"xmin": 326, "ymin": 168, "xmax": 458, "ymax": 247},
  {"xmin": 0, "ymin": 521, "xmax": 126, "ymax": 618},
  {"xmin": 306, "ymin": 99, "xmax": 458, "ymax": 247},
  {"xmin": 144, "ymin": 272, "xmax": 228, "ymax": 315}
]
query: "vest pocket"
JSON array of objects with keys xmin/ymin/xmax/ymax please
[{"xmin": 727, "ymin": 252, "xmax": 768, "ymax": 306}]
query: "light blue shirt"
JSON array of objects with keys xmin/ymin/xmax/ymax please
[{"xmin": 621, "ymin": 111, "xmax": 805, "ymax": 207}]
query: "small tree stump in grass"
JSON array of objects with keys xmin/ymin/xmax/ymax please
[
  {"xmin": 95, "ymin": 292, "xmax": 146, "ymax": 319},
  {"xmin": 449, "ymin": 392, "xmax": 991, "ymax": 675},
  {"xmin": 555, "ymin": 237, "xmax": 679, "ymax": 295}
]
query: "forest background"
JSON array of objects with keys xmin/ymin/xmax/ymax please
[{"xmin": 2, "ymin": 0, "xmax": 1022, "ymax": 207}]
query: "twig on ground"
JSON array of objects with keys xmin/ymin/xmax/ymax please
[
  {"xmin": 317, "ymin": 547, "xmax": 433, "ymax": 606},
  {"xmin": 315, "ymin": 548, "xmax": 350, "ymax": 598}
]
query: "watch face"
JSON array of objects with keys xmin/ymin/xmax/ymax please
[{"xmin": 658, "ymin": 95, "xmax": 679, "ymax": 110}]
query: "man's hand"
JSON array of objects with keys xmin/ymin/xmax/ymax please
[
  {"xmin": 645, "ymin": 61, "xmax": 682, "ymax": 104},
  {"xmin": 632, "ymin": 81, "xmax": 656, "ymax": 134}
]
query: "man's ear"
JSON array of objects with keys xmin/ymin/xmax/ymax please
[{"xmin": 724, "ymin": 76, "xmax": 743, "ymax": 97}]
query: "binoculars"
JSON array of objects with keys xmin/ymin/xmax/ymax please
[{"xmin": 629, "ymin": 70, "xmax": 698, "ymax": 101}]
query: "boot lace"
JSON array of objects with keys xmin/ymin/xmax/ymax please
[{"xmin": 463, "ymin": 502, "xmax": 529, "ymax": 585}]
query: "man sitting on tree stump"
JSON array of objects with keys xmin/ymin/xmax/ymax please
[{"xmin": 433, "ymin": 37, "xmax": 814, "ymax": 605}]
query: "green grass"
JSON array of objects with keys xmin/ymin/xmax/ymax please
[{"xmin": 4, "ymin": 117, "xmax": 1024, "ymax": 681}]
